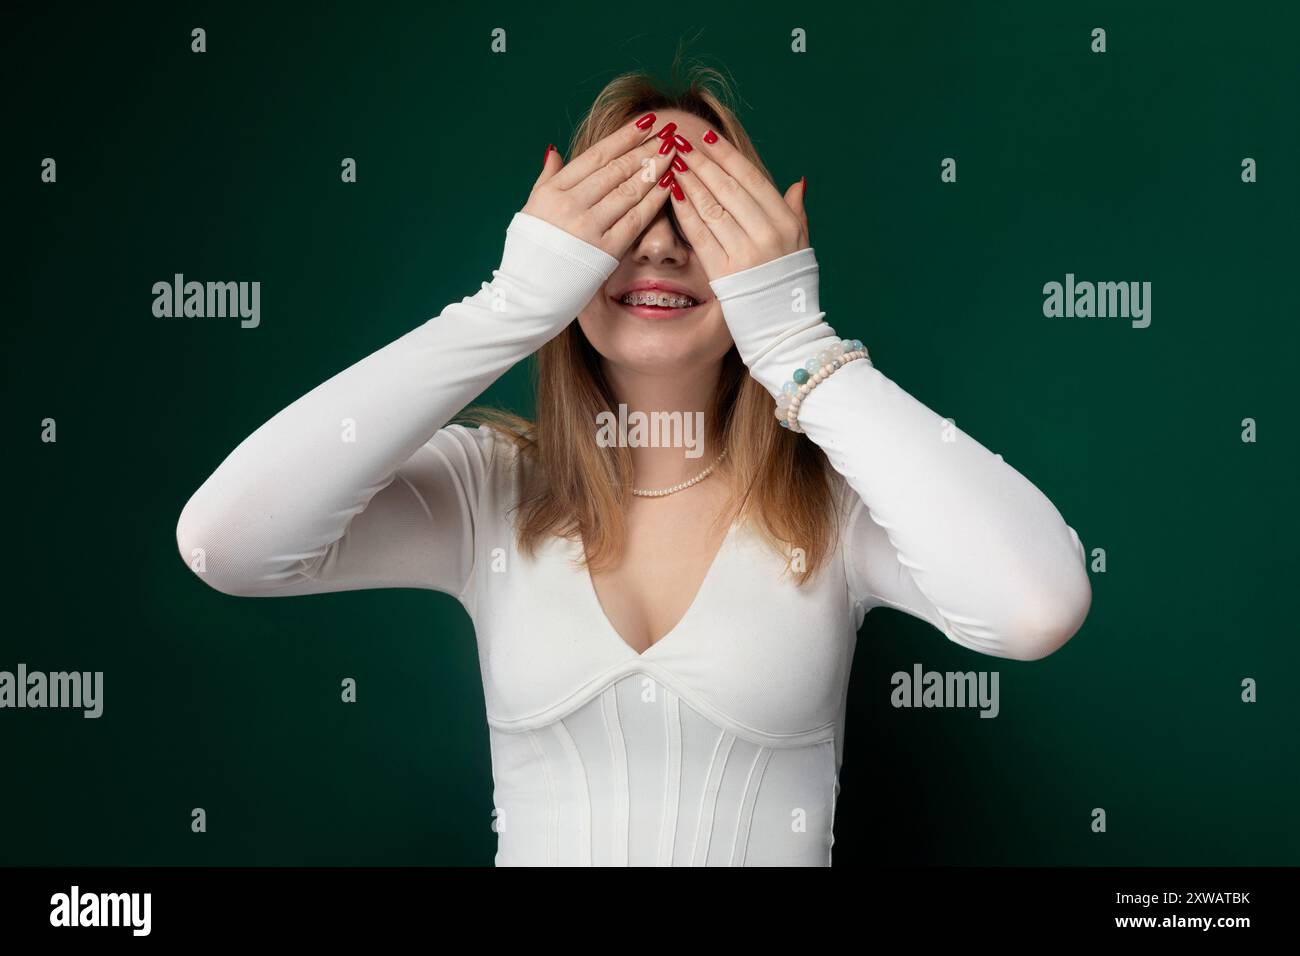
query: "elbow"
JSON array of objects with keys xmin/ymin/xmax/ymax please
[
  {"xmin": 174, "ymin": 494, "xmax": 258, "ymax": 597},
  {"xmin": 999, "ymin": 564, "xmax": 1093, "ymax": 662}
]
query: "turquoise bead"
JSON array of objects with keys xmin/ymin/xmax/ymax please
[{"xmin": 793, "ymin": 368, "xmax": 810, "ymax": 385}]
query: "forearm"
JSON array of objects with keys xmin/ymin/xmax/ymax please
[
  {"xmin": 711, "ymin": 249, "xmax": 1092, "ymax": 660},
  {"xmin": 175, "ymin": 212, "xmax": 617, "ymax": 594}
]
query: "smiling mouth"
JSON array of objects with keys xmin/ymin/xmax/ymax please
[{"xmin": 614, "ymin": 290, "xmax": 701, "ymax": 315}]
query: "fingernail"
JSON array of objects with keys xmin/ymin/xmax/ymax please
[
  {"xmin": 801, "ymin": 175, "xmax": 807, "ymax": 196},
  {"xmin": 702, "ymin": 130, "xmax": 718, "ymax": 145},
  {"xmin": 659, "ymin": 171, "xmax": 675, "ymax": 189},
  {"xmin": 673, "ymin": 134, "xmax": 693, "ymax": 153},
  {"xmin": 658, "ymin": 137, "xmax": 674, "ymax": 155},
  {"xmin": 671, "ymin": 155, "xmax": 688, "ymax": 172},
  {"xmin": 635, "ymin": 112, "xmax": 656, "ymax": 130},
  {"xmin": 657, "ymin": 122, "xmax": 678, "ymax": 140},
  {"xmin": 671, "ymin": 180, "xmax": 685, "ymax": 201},
  {"xmin": 541, "ymin": 144, "xmax": 552, "ymax": 168}
]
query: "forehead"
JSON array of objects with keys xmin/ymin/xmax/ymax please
[{"xmin": 654, "ymin": 109, "xmax": 713, "ymax": 145}]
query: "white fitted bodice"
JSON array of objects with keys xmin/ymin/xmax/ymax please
[
  {"xmin": 470, "ymin": 499, "xmax": 861, "ymax": 866},
  {"xmin": 488, "ymin": 673, "xmax": 842, "ymax": 866}
]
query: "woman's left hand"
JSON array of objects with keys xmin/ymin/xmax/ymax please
[{"xmin": 668, "ymin": 130, "xmax": 809, "ymax": 281}]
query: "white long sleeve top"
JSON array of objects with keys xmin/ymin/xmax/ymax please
[{"xmin": 175, "ymin": 211, "xmax": 1092, "ymax": 866}]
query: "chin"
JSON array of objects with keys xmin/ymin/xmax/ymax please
[{"xmin": 580, "ymin": 304, "xmax": 731, "ymax": 375}]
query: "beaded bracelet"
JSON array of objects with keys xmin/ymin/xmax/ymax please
[{"xmin": 775, "ymin": 338, "xmax": 869, "ymax": 433}]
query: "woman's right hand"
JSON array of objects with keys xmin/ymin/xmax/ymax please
[{"xmin": 523, "ymin": 113, "xmax": 680, "ymax": 259}]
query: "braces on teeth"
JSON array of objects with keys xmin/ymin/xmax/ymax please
[{"xmin": 621, "ymin": 291, "xmax": 696, "ymax": 308}]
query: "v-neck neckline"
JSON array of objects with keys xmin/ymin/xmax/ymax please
[{"xmin": 577, "ymin": 518, "xmax": 740, "ymax": 660}]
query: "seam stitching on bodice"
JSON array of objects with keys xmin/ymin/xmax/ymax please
[{"xmin": 487, "ymin": 661, "xmax": 837, "ymax": 750}]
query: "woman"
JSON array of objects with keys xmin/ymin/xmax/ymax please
[{"xmin": 175, "ymin": 70, "xmax": 1092, "ymax": 866}]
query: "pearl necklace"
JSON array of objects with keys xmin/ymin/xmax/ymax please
[{"xmin": 631, "ymin": 449, "xmax": 728, "ymax": 498}]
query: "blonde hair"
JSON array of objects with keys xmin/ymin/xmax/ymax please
[{"xmin": 463, "ymin": 64, "xmax": 838, "ymax": 583}]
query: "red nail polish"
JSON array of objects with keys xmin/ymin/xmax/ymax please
[
  {"xmin": 801, "ymin": 175, "xmax": 807, "ymax": 196},
  {"xmin": 671, "ymin": 155, "xmax": 688, "ymax": 172},
  {"xmin": 541, "ymin": 144, "xmax": 552, "ymax": 167},
  {"xmin": 657, "ymin": 122, "xmax": 678, "ymax": 140},
  {"xmin": 671, "ymin": 180, "xmax": 685, "ymax": 201},
  {"xmin": 635, "ymin": 112, "xmax": 656, "ymax": 130},
  {"xmin": 703, "ymin": 130, "xmax": 718, "ymax": 145},
  {"xmin": 659, "ymin": 171, "xmax": 675, "ymax": 189},
  {"xmin": 673, "ymin": 135, "xmax": 693, "ymax": 153},
  {"xmin": 658, "ymin": 137, "xmax": 674, "ymax": 155}
]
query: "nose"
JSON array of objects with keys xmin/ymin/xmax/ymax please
[{"xmin": 629, "ymin": 209, "xmax": 690, "ymax": 268}]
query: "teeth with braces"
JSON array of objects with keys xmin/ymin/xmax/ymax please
[{"xmin": 620, "ymin": 290, "xmax": 696, "ymax": 308}]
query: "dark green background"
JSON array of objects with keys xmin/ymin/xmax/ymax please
[{"xmin": 5, "ymin": 0, "xmax": 1297, "ymax": 865}]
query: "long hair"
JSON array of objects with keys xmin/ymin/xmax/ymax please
[{"xmin": 463, "ymin": 64, "xmax": 838, "ymax": 583}]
